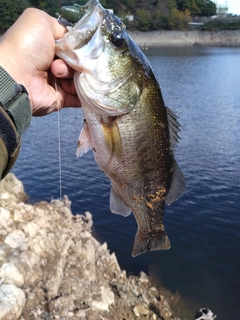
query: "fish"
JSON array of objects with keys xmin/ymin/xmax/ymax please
[{"xmin": 55, "ymin": 0, "xmax": 185, "ymax": 257}]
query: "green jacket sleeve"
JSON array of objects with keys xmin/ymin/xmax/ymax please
[{"xmin": 0, "ymin": 66, "xmax": 32, "ymax": 180}]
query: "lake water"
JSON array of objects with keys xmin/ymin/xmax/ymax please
[{"xmin": 12, "ymin": 47, "xmax": 240, "ymax": 320}]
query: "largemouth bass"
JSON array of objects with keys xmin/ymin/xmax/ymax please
[{"xmin": 55, "ymin": 0, "xmax": 185, "ymax": 257}]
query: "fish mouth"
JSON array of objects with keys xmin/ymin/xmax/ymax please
[
  {"xmin": 69, "ymin": 1, "xmax": 127, "ymax": 53},
  {"xmin": 70, "ymin": 0, "xmax": 125, "ymax": 41},
  {"xmin": 72, "ymin": 0, "xmax": 104, "ymax": 36},
  {"xmin": 59, "ymin": 0, "xmax": 126, "ymax": 51},
  {"xmin": 55, "ymin": 0, "xmax": 129, "ymax": 72},
  {"xmin": 55, "ymin": 0, "xmax": 105, "ymax": 53}
]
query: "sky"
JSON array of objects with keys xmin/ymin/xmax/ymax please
[{"xmin": 215, "ymin": 0, "xmax": 240, "ymax": 15}]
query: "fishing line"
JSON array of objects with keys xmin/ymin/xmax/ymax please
[
  {"xmin": 55, "ymin": 16, "xmax": 63, "ymax": 200},
  {"xmin": 55, "ymin": 77, "xmax": 63, "ymax": 200}
]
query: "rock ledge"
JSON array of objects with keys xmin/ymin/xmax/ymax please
[{"xmin": 0, "ymin": 174, "xmax": 180, "ymax": 320}]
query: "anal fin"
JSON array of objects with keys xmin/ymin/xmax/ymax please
[{"xmin": 110, "ymin": 186, "xmax": 131, "ymax": 217}]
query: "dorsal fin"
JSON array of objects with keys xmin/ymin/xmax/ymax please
[
  {"xmin": 166, "ymin": 107, "xmax": 181, "ymax": 151},
  {"xmin": 166, "ymin": 107, "xmax": 185, "ymax": 205}
]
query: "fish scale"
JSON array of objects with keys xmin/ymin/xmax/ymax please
[{"xmin": 55, "ymin": 0, "xmax": 185, "ymax": 257}]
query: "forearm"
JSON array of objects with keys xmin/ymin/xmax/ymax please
[{"xmin": 0, "ymin": 66, "xmax": 32, "ymax": 180}]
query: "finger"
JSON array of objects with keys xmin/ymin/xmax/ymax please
[
  {"xmin": 59, "ymin": 78, "xmax": 78, "ymax": 95},
  {"xmin": 51, "ymin": 16, "xmax": 68, "ymax": 40},
  {"xmin": 49, "ymin": 71, "xmax": 77, "ymax": 95},
  {"xmin": 63, "ymin": 94, "xmax": 82, "ymax": 109},
  {"xmin": 51, "ymin": 59, "xmax": 74, "ymax": 78},
  {"xmin": 55, "ymin": 84, "xmax": 81, "ymax": 109},
  {"xmin": 32, "ymin": 89, "xmax": 81, "ymax": 116}
]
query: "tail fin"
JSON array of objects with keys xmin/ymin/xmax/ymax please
[{"xmin": 131, "ymin": 229, "xmax": 171, "ymax": 257}]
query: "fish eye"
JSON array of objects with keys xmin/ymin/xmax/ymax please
[{"xmin": 110, "ymin": 31, "xmax": 125, "ymax": 47}]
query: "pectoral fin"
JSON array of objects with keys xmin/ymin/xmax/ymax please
[
  {"xmin": 76, "ymin": 120, "xmax": 91, "ymax": 157},
  {"xmin": 101, "ymin": 118, "xmax": 122, "ymax": 159}
]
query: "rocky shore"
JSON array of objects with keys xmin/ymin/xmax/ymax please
[
  {"xmin": 0, "ymin": 174, "xmax": 181, "ymax": 320},
  {"xmin": 129, "ymin": 29, "xmax": 240, "ymax": 47}
]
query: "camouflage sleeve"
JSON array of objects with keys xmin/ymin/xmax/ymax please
[{"xmin": 0, "ymin": 66, "xmax": 32, "ymax": 180}]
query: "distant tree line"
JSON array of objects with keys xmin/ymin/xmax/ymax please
[
  {"xmin": 108, "ymin": 0, "xmax": 217, "ymax": 30},
  {"xmin": 0, "ymin": 0, "xmax": 217, "ymax": 33},
  {"xmin": 0, "ymin": 0, "xmax": 63, "ymax": 32}
]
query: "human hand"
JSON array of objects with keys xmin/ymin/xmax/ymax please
[{"xmin": 0, "ymin": 8, "xmax": 81, "ymax": 116}]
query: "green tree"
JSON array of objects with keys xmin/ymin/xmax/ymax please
[
  {"xmin": 176, "ymin": 0, "xmax": 216, "ymax": 16},
  {"xmin": 29, "ymin": 0, "xmax": 48, "ymax": 10},
  {"xmin": 105, "ymin": 0, "xmax": 122, "ymax": 13},
  {"xmin": 0, "ymin": 0, "xmax": 30, "ymax": 33},
  {"xmin": 124, "ymin": 0, "xmax": 136, "ymax": 12},
  {"xmin": 201, "ymin": 0, "xmax": 216, "ymax": 16},
  {"xmin": 0, "ymin": 0, "xmax": 218, "ymax": 34},
  {"xmin": 152, "ymin": 2, "xmax": 162, "ymax": 28},
  {"xmin": 162, "ymin": 7, "xmax": 191, "ymax": 29},
  {"xmin": 135, "ymin": 8, "xmax": 153, "ymax": 31},
  {"xmin": 166, "ymin": 0, "xmax": 177, "ymax": 10}
]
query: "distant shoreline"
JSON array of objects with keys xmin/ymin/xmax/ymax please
[
  {"xmin": 1, "ymin": 30, "xmax": 240, "ymax": 48},
  {"xmin": 129, "ymin": 29, "xmax": 240, "ymax": 47}
]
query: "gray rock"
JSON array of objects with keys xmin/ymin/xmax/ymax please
[
  {"xmin": 0, "ymin": 284, "xmax": 25, "ymax": 319},
  {"xmin": 133, "ymin": 305, "xmax": 150, "ymax": 316},
  {"xmin": 0, "ymin": 174, "xmax": 182, "ymax": 320},
  {"xmin": 4, "ymin": 229, "xmax": 28, "ymax": 251}
]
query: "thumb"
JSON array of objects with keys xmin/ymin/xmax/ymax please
[{"xmin": 51, "ymin": 16, "xmax": 68, "ymax": 40}]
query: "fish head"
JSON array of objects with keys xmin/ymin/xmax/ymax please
[
  {"xmin": 55, "ymin": 0, "xmax": 146, "ymax": 115},
  {"xmin": 55, "ymin": 0, "xmax": 132, "ymax": 69},
  {"xmin": 101, "ymin": 9, "xmax": 150, "ymax": 69},
  {"xmin": 101, "ymin": 10, "xmax": 127, "ymax": 48},
  {"xmin": 55, "ymin": 0, "xmax": 105, "ymax": 72}
]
